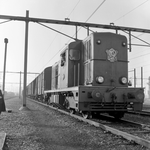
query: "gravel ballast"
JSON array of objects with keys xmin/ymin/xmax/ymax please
[{"xmin": 0, "ymin": 97, "xmax": 149, "ymax": 150}]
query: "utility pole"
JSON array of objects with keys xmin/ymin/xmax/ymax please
[
  {"xmin": 0, "ymin": 71, "xmax": 39, "ymax": 99},
  {"xmin": 134, "ymin": 68, "xmax": 136, "ymax": 88},
  {"xmin": 19, "ymin": 10, "xmax": 29, "ymax": 110},
  {"xmin": 2, "ymin": 38, "xmax": 8, "ymax": 97}
]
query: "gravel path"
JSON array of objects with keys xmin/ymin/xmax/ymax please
[{"xmin": 0, "ymin": 97, "xmax": 149, "ymax": 150}]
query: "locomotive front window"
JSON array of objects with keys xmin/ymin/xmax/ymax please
[{"xmin": 69, "ymin": 49, "xmax": 80, "ymax": 60}]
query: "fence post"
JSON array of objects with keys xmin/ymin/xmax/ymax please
[
  {"xmin": 134, "ymin": 68, "xmax": 136, "ymax": 87},
  {"xmin": 141, "ymin": 67, "xmax": 143, "ymax": 88}
]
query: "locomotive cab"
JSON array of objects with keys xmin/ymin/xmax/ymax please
[
  {"xmin": 59, "ymin": 40, "xmax": 82, "ymax": 88},
  {"xmin": 83, "ymin": 32, "xmax": 128, "ymax": 87}
]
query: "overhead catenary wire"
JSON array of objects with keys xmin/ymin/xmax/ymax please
[
  {"xmin": 37, "ymin": 0, "xmax": 107, "ymax": 73},
  {"xmin": 33, "ymin": 0, "xmax": 107, "ymax": 73},
  {"xmin": 85, "ymin": 0, "xmax": 106, "ymax": 23},
  {"xmin": 54, "ymin": 0, "xmax": 106, "ymax": 48},
  {"xmin": 113, "ymin": 0, "xmax": 150, "ymax": 53},
  {"xmin": 37, "ymin": 22, "xmax": 79, "ymax": 41},
  {"xmin": 69, "ymin": 0, "xmax": 106, "ymax": 38},
  {"xmin": 130, "ymin": 52, "xmax": 150, "ymax": 60},
  {"xmin": 35, "ymin": 22, "xmax": 79, "ymax": 73},
  {"xmin": 31, "ymin": 0, "xmax": 149, "ymax": 74},
  {"xmin": 67, "ymin": 0, "xmax": 81, "ymax": 18},
  {"xmin": 113, "ymin": 0, "xmax": 149, "ymax": 23},
  {"xmin": 121, "ymin": 25, "xmax": 150, "ymax": 66},
  {"xmin": 127, "ymin": 33, "xmax": 150, "ymax": 61},
  {"xmin": 39, "ymin": 0, "xmax": 106, "ymax": 71},
  {"xmin": 30, "ymin": 0, "xmax": 81, "ymax": 73},
  {"xmin": 122, "ymin": 30, "xmax": 150, "ymax": 46},
  {"xmin": 111, "ymin": 0, "xmax": 150, "ymax": 62},
  {"xmin": 37, "ymin": 46, "xmax": 62, "ymax": 71}
]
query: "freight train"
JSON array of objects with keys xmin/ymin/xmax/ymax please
[{"xmin": 27, "ymin": 32, "xmax": 144, "ymax": 119}]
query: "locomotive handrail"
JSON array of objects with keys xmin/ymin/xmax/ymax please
[{"xmin": 44, "ymin": 86, "xmax": 79, "ymax": 93}]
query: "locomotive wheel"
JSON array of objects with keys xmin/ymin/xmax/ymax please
[
  {"xmin": 91, "ymin": 112, "xmax": 100, "ymax": 118},
  {"xmin": 82, "ymin": 111, "xmax": 91, "ymax": 119},
  {"xmin": 70, "ymin": 109, "xmax": 75, "ymax": 114},
  {"xmin": 64, "ymin": 99, "xmax": 70, "ymax": 109}
]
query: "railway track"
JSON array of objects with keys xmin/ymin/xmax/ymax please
[
  {"xmin": 94, "ymin": 114, "xmax": 150, "ymax": 139},
  {"xmin": 127, "ymin": 110, "xmax": 150, "ymax": 117},
  {"xmin": 28, "ymin": 98, "xmax": 150, "ymax": 149},
  {"xmin": 93, "ymin": 113, "xmax": 150, "ymax": 129}
]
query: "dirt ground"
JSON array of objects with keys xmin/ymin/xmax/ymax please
[{"xmin": 0, "ymin": 97, "xmax": 148, "ymax": 150}]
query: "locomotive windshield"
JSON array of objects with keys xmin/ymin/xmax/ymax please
[{"xmin": 69, "ymin": 49, "xmax": 80, "ymax": 60}]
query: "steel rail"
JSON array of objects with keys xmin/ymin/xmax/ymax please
[
  {"xmin": 127, "ymin": 110, "xmax": 150, "ymax": 117},
  {"xmin": 91, "ymin": 113, "xmax": 150, "ymax": 133},
  {"xmin": 96, "ymin": 113, "xmax": 150, "ymax": 129},
  {"xmin": 28, "ymin": 98, "xmax": 150, "ymax": 149}
]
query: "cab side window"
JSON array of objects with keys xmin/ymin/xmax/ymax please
[{"xmin": 61, "ymin": 52, "xmax": 66, "ymax": 66}]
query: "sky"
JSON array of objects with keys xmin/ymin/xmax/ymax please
[{"xmin": 0, "ymin": 0, "xmax": 150, "ymax": 96}]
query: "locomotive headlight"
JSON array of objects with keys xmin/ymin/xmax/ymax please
[
  {"xmin": 97, "ymin": 40, "xmax": 101, "ymax": 45},
  {"xmin": 120, "ymin": 77, "xmax": 127, "ymax": 84},
  {"xmin": 96, "ymin": 76, "xmax": 104, "ymax": 84},
  {"xmin": 122, "ymin": 42, "xmax": 126, "ymax": 47}
]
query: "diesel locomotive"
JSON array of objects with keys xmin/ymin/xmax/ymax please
[{"xmin": 27, "ymin": 32, "xmax": 144, "ymax": 119}]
